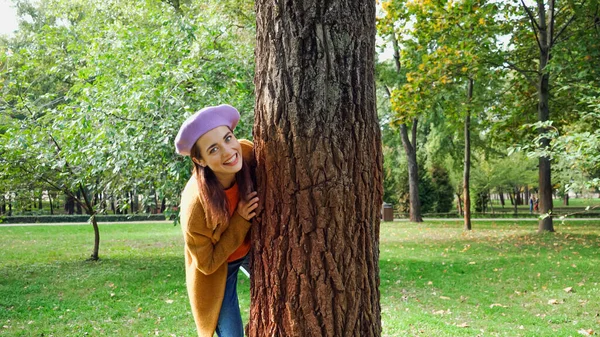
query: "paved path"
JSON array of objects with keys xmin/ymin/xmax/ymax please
[{"xmin": 394, "ymin": 218, "xmax": 600, "ymax": 222}]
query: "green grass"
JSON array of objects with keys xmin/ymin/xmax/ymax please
[
  {"xmin": 1, "ymin": 221, "xmax": 599, "ymax": 336},
  {"xmin": 380, "ymin": 220, "xmax": 600, "ymax": 336}
]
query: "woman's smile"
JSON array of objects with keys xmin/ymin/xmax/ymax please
[{"xmin": 223, "ymin": 153, "xmax": 239, "ymax": 166}]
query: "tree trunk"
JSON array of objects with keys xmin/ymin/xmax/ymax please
[
  {"xmin": 390, "ymin": 31, "xmax": 422, "ymax": 223},
  {"xmin": 75, "ymin": 190, "xmax": 82, "ymax": 214},
  {"xmin": 456, "ymin": 192, "xmax": 463, "ymax": 216},
  {"xmin": 563, "ymin": 193, "xmax": 568, "ymax": 205},
  {"xmin": 65, "ymin": 193, "xmax": 75, "ymax": 215},
  {"xmin": 78, "ymin": 183, "xmax": 100, "ymax": 261},
  {"xmin": 536, "ymin": 0, "xmax": 554, "ymax": 232},
  {"xmin": 251, "ymin": 1, "xmax": 382, "ymax": 336},
  {"xmin": 515, "ymin": 187, "xmax": 522, "ymax": 206},
  {"xmin": 513, "ymin": 187, "xmax": 519, "ymax": 215},
  {"xmin": 499, "ymin": 190, "xmax": 505, "ymax": 207},
  {"xmin": 400, "ymin": 120, "xmax": 423, "ymax": 223},
  {"xmin": 49, "ymin": 191, "xmax": 54, "ymax": 215},
  {"xmin": 463, "ymin": 78, "xmax": 473, "ymax": 230}
]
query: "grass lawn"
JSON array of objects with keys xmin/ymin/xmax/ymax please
[{"xmin": 1, "ymin": 220, "xmax": 599, "ymax": 336}]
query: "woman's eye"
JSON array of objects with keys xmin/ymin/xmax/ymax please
[
  {"xmin": 209, "ymin": 147, "xmax": 217, "ymax": 154},
  {"xmin": 225, "ymin": 135, "xmax": 232, "ymax": 142}
]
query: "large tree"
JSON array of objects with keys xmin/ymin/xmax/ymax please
[{"xmin": 250, "ymin": 1, "xmax": 383, "ymax": 336}]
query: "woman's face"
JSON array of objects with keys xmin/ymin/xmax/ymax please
[{"xmin": 194, "ymin": 125, "xmax": 243, "ymax": 178}]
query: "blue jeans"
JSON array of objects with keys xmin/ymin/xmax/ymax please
[{"xmin": 215, "ymin": 256, "xmax": 245, "ymax": 337}]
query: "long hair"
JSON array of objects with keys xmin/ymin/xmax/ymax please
[{"xmin": 190, "ymin": 143, "xmax": 253, "ymax": 230}]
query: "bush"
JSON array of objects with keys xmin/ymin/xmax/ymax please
[
  {"xmin": 0, "ymin": 214, "xmax": 174, "ymax": 224},
  {"xmin": 430, "ymin": 165, "xmax": 454, "ymax": 213}
]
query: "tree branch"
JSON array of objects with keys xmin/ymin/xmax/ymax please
[
  {"xmin": 521, "ymin": 0, "xmax": 543, "ymax": 51},
  {"xmin": 552, "ymin": 13, "xmax": 577, "ymax": 45},
  {"xmin": 391, "ymin": 33, "xmax": 401, "ymax": 73},
  {"xmin": 548, "ymin": 0, "xmax": 555, "ymax": 47},
  {"xmin": 399, "ymin": 124, "xmax": 414, "ymax": 154},
  {"xmin": 520, "ymin": 0, "xmax": 542, "ymax": 30}
]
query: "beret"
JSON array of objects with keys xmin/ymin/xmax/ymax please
[{"xmin": 174, "ymin": 104, "xmax": 240, "ymax": 156}]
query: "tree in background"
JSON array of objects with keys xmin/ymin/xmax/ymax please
[
  {"xmin": 251, "ymin": 0, "xmax": 383, "ymax": 335},
  {"xmin": 502, "ymin": 0, "xmax": 600, "ymax": 231},
  {"xmin": 0, "ymin": 0, "xmax": 255, "ymax": 258}
]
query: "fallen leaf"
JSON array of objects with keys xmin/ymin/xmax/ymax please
[
  {"xmin": 440, "ymin": 296, "xmax": 451, "ymax": 300},
  {"xmin": 564, "ymin": 287, "xmax": 573, "ymax": 293},
  {"xmin": 577, "ymin": 329, "xmax": 594, "ymax": 336},
  {"xmin": 110, "ymin": 293, "xmax": 115, "ymax": 297},
  {"xmin": 548, "ymin": 299, "xmax": 560, "ymax": 305},
  {"xmin": 165, "ymin": 299, "xmax": 174, "ymax": 304},
  {"xmin": 468, "ymin": 261, "xmax": 476, "ymax": 265},
  {"xmin": 457, "ymin": 322, "xmax": 469, "ymax": 328},
  {"xmin": 137, "ymin": 307, "xmax": 142, "ymax": 312},
  {"xmin": 490, "ymin": 303, "xmax": 508, "ymax": 308}
]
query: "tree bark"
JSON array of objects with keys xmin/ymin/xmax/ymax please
[
  {"xmin": 536, "ymin": 0, "xmax": 554, "ymax": 232},
  {"xmin": 499, "ymin": 190, "xmax": 505, "ymax": 207},
  {"xmin": 463, "ymin": 79, "xmax": 473, "ymax": 230},
  {"xmin": 456, "ymin": 192, "xmax": 463, "ymax": 216},
  {"xmin": 400, "ymin": 120, "xmax": 423, "ymax": 223},
  {"xmin": 563, "ymin": 193, "xmax": 568, "ymax": 205},
  {"xmin": 251, "ymin": 1, "xmax": 382, "ymax": 336}
]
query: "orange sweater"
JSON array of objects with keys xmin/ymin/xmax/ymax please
[
  {"xmin": 179, "ymin": 139, "xmax": 254, "ymax": 337},
  {"xmin": 224, "ymin": 183, "xmax": 251, "ymax": 262}
]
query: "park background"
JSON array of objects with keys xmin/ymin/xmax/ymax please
[{"xmin": 1, "ymin": 0, "xmax": 599, "ymax": 336}]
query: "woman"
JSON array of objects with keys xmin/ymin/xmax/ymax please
[{"xmin": 174, "ymin": 104, "xmax": 259, "ymax": 337}]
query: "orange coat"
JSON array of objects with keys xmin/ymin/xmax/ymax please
[{"xmin": 179, "ymin": 139, "xmax": 254, "ymax": 337}]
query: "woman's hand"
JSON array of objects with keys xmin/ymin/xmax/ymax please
[{"xmin": 238, "ymin": 191, "xmax": 259, "ymax": 221}]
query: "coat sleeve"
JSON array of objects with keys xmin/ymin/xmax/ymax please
[{"xmin": 184, "ymin": 204, "xmax": 252, "ymax": 275}]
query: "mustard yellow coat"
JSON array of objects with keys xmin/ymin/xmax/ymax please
[{"xmin": 179, "ymin": 139, "xmax": 254, "ymax": 337}]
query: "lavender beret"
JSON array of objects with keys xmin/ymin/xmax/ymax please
[{"xmin": 174, "ymin": 104, "xmax": 240, "ymax": 156}]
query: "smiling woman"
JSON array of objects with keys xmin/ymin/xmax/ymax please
[
  {"xmin": 174, "ymin": 104, "xmax": 258, "ymax": 337},
  {"xmin": 0, "ymin": 0, "xmax": 18, "ymax": 37}
]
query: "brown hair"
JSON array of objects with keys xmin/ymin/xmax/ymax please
[{"xmin": 190, "ymin": 143, "xmax": 253, "ymax": 230}]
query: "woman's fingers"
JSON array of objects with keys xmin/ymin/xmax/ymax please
[{"xmin": 238, "ymin": 192, "xmax": 259, "ymax": 221}]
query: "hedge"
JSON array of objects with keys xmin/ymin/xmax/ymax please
[
  {"xmin": 394, "ymin": 212, "xmax": 600, "ymax": 219},
  {"xmin": 0, "ymin": 214, "xmax": 175, "ymax": 224}
]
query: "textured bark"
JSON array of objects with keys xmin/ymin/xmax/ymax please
[
  {"xmin": 499, "ymin": 191, "xmax": 505, "ymax": 207},
  {"xmin": 400, "ymin": 120, "xmax": 423, "ymax": 223},
  {"xmin": 251, "ymin": 1, "xmax": 382, "ymax": 336}
]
